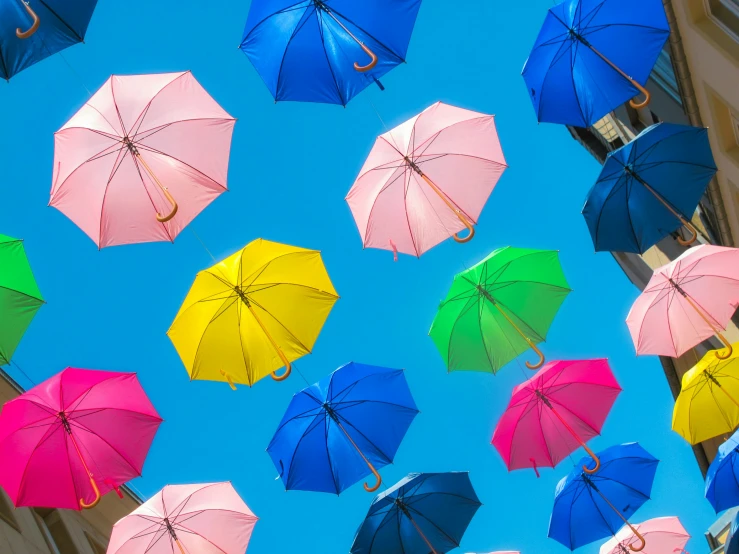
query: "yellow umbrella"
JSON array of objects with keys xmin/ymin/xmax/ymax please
[
  {"xmin": 672, "ymin": 343, "xmax": 739, "ymax": 444},
  {"xmin": 167, "ymin": 239, "xmax": 339, "ymax": 388}
]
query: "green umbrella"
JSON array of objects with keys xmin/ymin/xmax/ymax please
[
  {"xmin": 429, "ymin": 247, "xmax": 570, "ymax": 373},
  {"xmin": 0, "ymin": 235, "xmax": 44, "ymax": 365}
]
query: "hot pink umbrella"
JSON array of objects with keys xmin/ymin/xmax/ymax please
[
  {"xmin": 600, "ymin": 516, "xmax": 689, "ymax": 554},
  {"xmin": 50, "ymin": 71, "xmax": 236, "ymax": 248},
  {"xmin": 627, "ymin": 245, "xmax": 739, "ymax": 358},
  {"xmin": 345, "ymin": 101, "xmax": 507, "ymax": 258},
  {"xmin": 107, "ymin": 482, "xmax": 257, "ymax": 554},
  {"xmin": 492, "ymin": 359, "xmax": 621, "ymax": 476},
  {"xmin": 0, "ymin": 367, "xmax": 162, "ymax": 510}
]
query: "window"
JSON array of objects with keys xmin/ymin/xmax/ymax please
[
  {"xmin": 651, "ymin": 48, "xmax": 683, "ymax": 104},
  {"xmin": 33, "ymin": 510, "xmax": 61, "ymax": 554},
  {"xmin": 0, "ymin": 489, "xmax": 19, "ymax": 532},
  {"xmin": 84, "ymin": 532, "xmax": 107, "ymax": 554},
  {"xmin": 706, "ymin": 0, "xmax": 739, "ymax": 42},
  {"xmin": 592, "ymin": 115, "xmax": 620, "ymax": 143},
  {"xmin": 35, "ymin": 509, "xmax": 78, "ymax": 554}
]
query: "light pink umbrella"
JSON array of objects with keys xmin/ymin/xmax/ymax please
[
  {"xmin": 107, "ymin": 482, "xmax": 257, "ymax": 554},
  {"xmin": 600, "ymin": 517, "xmax": 690, "ymax": 554},
  {"xmin": 50, "ymin": 71, "xmax": 236, "ymax": 248},
  {"xmin": 0, "ymin": 367, "xmax": 162, "ymax": 510},
  {"xmin": 627, "ymin": 245, "xmax": 739, "ymax": 358},
  {"xmin": 492, "ymin": 359, "xmax": 621, "ymax": 476},
  {"xmin": 345, "ymin": 101, "xmax": 507, "ymax": 258}
]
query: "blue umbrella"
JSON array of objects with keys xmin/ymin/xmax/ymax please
[
  {"xmin": 549, "ymin": 442, "xmax": 659, "ymax": 551},
  {"xmin": 0, "ymin": 0, "xmax": 98, "ymax": 80},
  {"xmin": 582, "ymin": 123, "xmax": 717, "ymax": 254},
  {"xmin": 523, "ymin": 0, "xmax": 670, "ymax": 127},
  {"xmin": 706, "ymin": 429, "xmax": 739, "ymax": 513},
  {"xmin": 350, "ymin": 472, "xmax": 481, "ymax": 554},
  {"xmin": 267, "ymin": 362, "xmax": 419, "ymax": 494},
  {"xmin": 727, "ymin": 511, "xmax": 739, "ymax": 554},
  {"xmin": 239, "ymin": 0, "xmax": 422, "ymax": 106}
]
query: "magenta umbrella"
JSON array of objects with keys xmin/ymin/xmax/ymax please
[
  {"xmin": 50, "ymin": 71, "xmax": 236, "ymax": 248},
  {"xmin": 107, "ymin": 482, "xmax": 257, "ymax": 554},
  {"xmin": 0, "ymin": 368, "xmax": 162, "ymax": 510},
  {"xmin": 492, "ymin": 359, "xmax": 621, "ymax": 476},
  {"xmin": 600, "ymin": 516, "xmax": 689, "ymax": 554},
  {"xmin": 627, "ymin": 245, "xmax": 739, "ymax": 358},
  {"xmin": 345, "ymin": 101, "xmax": 507, "ymax": 258}
]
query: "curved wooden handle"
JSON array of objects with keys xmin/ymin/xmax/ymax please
[
  {"xmin": 525, "ymin": 342, "xmax": 545, "ymax": 369},
  {"xmin": 581, "ymin": 443, "xmax": 601, "ymax": 474},
  {"xmin": 219, "ymin": 370, "xmax": 238, "ymax": 390},
  {"xmin": 271, "ymin": 359, "xmax": 292, "ymax": 381},
  {"xmin": 453, "ymin": 219, "xmax": 475, "ymax": 243},
  {"xmin": 628, "ymin": 84, "xmax": 651, "ymax": 110},
  {"xmin": 16, "ymin": 2, "xmax": 39, "ymax": 39},
  {"xmin": 716, "ymin": 341, "xmax": 733, "ymax": 360},
  {"xmin": 354, "ymin": 43, "xmax": 378, "ymax": 72},
  {"xmin": 677, "ymin": 221, "xmax": 698, "ymax": 246},
  {"xmin": 80, "ymin": 474, "xmax": 101, "ymax": 509},
  {"xmin": 627, "ymin": 525, "xmax": 647, "ymax": 552},
  {"xmin": 364, "ymin": 465, "xmax": 382, "ymax": 492},
  {"xmin": 156, "ymin": 187, "xmax": 178, "ymax": 223}
]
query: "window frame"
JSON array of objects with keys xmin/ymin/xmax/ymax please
[{"xmin": 705, "ymin": 0, "xmax": 739, "ymax": 43}]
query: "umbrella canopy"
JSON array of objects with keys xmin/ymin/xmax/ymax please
[
  {"xmin": 0, "ymin": 235, "xmax": 44, "ymax": 365},
  {"xmin": 351, "ymin": 472, "xmax": 482, "ymax": 554},
  {"xmin": 268, "ymin": 362, "xmax": 418, "ymax": 494},
  {"xmin": 549, "ymin": 443, "xmax": 659, "ymax": 551},
  {"xmin": 0, "ymin": 367, "xmax": 162, "ymax": 510},
  {"xmin": 429, "ymin": 247, "xmax": 570, "ymax": 373},
  {"xmin": 673, "ymin": 344, "xmax": 739, "ymax": 444},
  {"xmin": 523, "ymin": 0, "xmax": 669, "ymax": 127},
  {"xmin": 582, "ymin": 123, "xmax": 716, "ymax": 254},
  {"xmin": 727, "ymin": 511, "xmax": 739, "ymax": 554},
  {"xmin": 492, "ymin": 359, "xmax": 621, "ymax": 475},
  {"xmin": 240, "ymin": 0, "xmax": 422, "ymax": 106},
  {"xmin": 346, "ymin": 102, "xmax": 507, "ymax": 258},
  {"xmin": 0, "ymin": 0, "xmax": 98, "ymax": 80},
  {"xmin": 167, "ymin": 238, "xmax": 339, "ymax": 388},
  {"xmin": 627, "ymin": 245, "xmax": 739, "ymax": 358},
  {"xmin": 50, "ymin": 71, "xmax": 236, "ymax": 248},
  {"xmin": 599, "ymin": 517, "xmax": 689, "ymax": 554},
  {"xmin": 107, "ymin": 482, "xmax": 257, "ymax": 554},
  {"xmin": 706, "ymin": 428, "xmax": 739, "ymax": 513}
]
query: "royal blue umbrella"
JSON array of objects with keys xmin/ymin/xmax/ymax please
[
  {"xmin": 706, "ymin": 429, "xmax": 739, "ymax": 513},
  {"xmin": 523, "ymin": 0, "xmax": 670, "ymax": 128},
  {"xmin": 582, "ymin": 123, "xmax": 717, "ymax": 254},
  {"xmin": 267, "ymin": 362, "xmax": 419, "ymax": 494},
  {"xmin": 350, "ymin": 472, "xmax": 481, "ymax": 554},
  {"xmin": 239, "ymin": 0, "xmax": 422, "ymax": 106},
  {"xmin": 549, "ymin": 442, "xmax": 659, "ymax": 551},
  {"xmin": 0, "ymin": 0, "xmax": 98, "ymax": 80},
  {"xmin": 727, "ymin": 511, "xmax": 739, "ymax": 554}
]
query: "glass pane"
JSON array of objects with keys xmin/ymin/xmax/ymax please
[{"xmin": 708, "ymin": 0, "xmax": 739, "ymax": 40}]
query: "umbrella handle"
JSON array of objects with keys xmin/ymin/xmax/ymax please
[
  {"xmin": 583, "ymin": 42, "xmax": 651, "ymax": 110},
  {"xmin": 525, "ymin": 342, "xmax": 545, "ymax": 369},
  {"xmin": 134, "ymin": 153, "xmax": 178, "ymax": 223},
  {"xmin": 626, "ymin": 525, "xmax": 646, "ymax": 552},
  {"xmin": 453, "ymin": 220, "xmax": 475, "ymax": 243},
  {"xmin": 715, "ymin": 340, "xmax": 733, "ymax": 360},
  {"xmin": 16, "ymin": 1, "xmax": 39, "ymax": 39},
  {"xmin": 580, "ymin": 443, "xmax": 601, "ymax": 474},
  {"xmin": 271, "ymin": 359, "xmax": 292, "ymax": 381},
  {"xmin": 354, "ymin": 43, "xmax": 378, "ymax": 73},
  {"xmin": 546, "ymin": 404, "xmax": 600, "ymax": 473},
  {"xmin": 219, "ymin": 370, "xmax": 238, "ymax": 390},
  {"xmin": 363, "ymin": 465, "xmax": 382, "ymax": 493},
  {"xmin": 635, "ymin": 175, "xmax": 698, "ymax": 247},
  {"xmin": 66, "ymin": 427, "xmax": 102, "ymax": 509},
  {"xmin": 677, "ymin": 291, "xmax": 733, "ymax": 359},
  {"xmin": 416, "ymin": 172, "xmax": 477, "ymax": 245},
  {"xmin": 79, "ymin": 476, "xmax": 101, "ymax": 509},
  {"xmin": 628, "ymin": 85, "xmax": 651, "ymax": 110},
  {"xmin": 334, "ymin": 419, "xmax": 383, "ymax": 492},
  {"xmin": 676, "ymin": 221, "xmax": 698, "ymax": 246}
]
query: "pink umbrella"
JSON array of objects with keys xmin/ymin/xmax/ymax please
[
  {"xmin": 345, "ymin": 101, "xmax": 507, "ymax": 258},
  {"xmin": 0, "ymin": 367, "xmax": 162, "ymax": 510},
  {"xmin": 627, "ymin": 245, "xmax": 739, "ymax": 358},
  {"xmin": 492, "ymin": 359, "xmax": 621, "ymax": 476},
  {"xmin": 600, "ymin": 517, "xmax": 690, "ymax": 554},
  {"xmin": 50, "ymin": 71, "xmax": 236, "ymax": 248},
  {"xmin": 107, "ymin": 482, "xmax": 257, "ymax": 554}
]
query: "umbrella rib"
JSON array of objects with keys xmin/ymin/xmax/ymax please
[
  {"xmin": 97, "ymin": 147, "xmax": 131, "ymax": 246},
  {"xmin": 401, "ymin": 167, "xmax": 421, "ymax": 257},
  {"xmin": 241, "ymin": 1, "xmax": 308, "ymax": 43},
  {"xmin": 443, "ymin": 295, "xmax": 482, "ymax": 370},
  {"xmin": 36, "ymin": 0, "xmax": 84, "ymax": 41},
  {"xmin": 234, "ymin": 299, "xmax": 255, "ymax": 385},
  {"xmin": 67, "ymin": 420, "xmax": 142, "ymax": 477},
  {"xmin": 416, "ymin": 151, "xmax": 508, "ymax": 172},
  {"xmin": 360, "ymin": 166, "xmax": 410, "ymax": 250},
  {"xmin": 281, "ymin": 411, "xmax": 326, "ymax": 490},
  {"xmin": 134, "ymin": 143, "xmax": 228, "ymax": 192},
  {"xmin": 132, "ymin": 117, "xmax": 235, "ymax": 144},
  {"xmin": 0, "ymin": 283, "xmax": 43, "ymax": 303},
  {"xmin": 109, "ymin": 78, "xmax": 130, "ymax": 137},
  {"xmin": 245, "ymin": 297, "xmax": 313, "ymax": 353},
  {"xmin": 476, "ymin": 296, "xmax": 498, "ymax": 372},
  {"xmin": 275, "ymin": 6, "xmax": 326, "ymax": 103},
  {"xmin": 10, "ymin": 421, "xmax": 64, "ymax": 500},
  {"xmin": 334, "ymin": 413, "xmax": 393, "ymax": 464},
  {"xmin": 189, "ymin": 297, "xmax": 241, "ymax": 380},
  {"xmin": 125, "ymin": 72, "xmax": 191, "ymax": 139},
  {"xmin": 406, "ymin": 503, "xmax": 461, "ymax": 547},
  {"xmin": 326, "ymin": 6, "xmax": 406, "ymax": 63},
  {"xmin": 49, "ymin": 137, "xmax": 127, "ymax": 200},
  {"xmin": 129, "ymin": 154, "xmax": 175, "ymax": 243}
]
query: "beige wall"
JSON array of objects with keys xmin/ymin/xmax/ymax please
[{"xmin": 0, "ymin": 374, "xmax": 141, "ymax": 554}]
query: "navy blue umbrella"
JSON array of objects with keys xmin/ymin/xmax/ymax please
[
  {"xmin": 727, "ymin": 511, "xmax": 739, "ymax": 554},
  {"xmin": 523, "ymin": 0, "xmax": 670, "ymax": 127},
  {"xmin": 350, "ymin": 472, "xmax": 481, "ymax": 554},
  {"xmin": 706, "ymin": 429, "xmax": 739, "ymax": 513},
  {"xmin": 0, "ymin": 0, "xmax": 98, "ymax": 80},
  {"xmin": 240, "ymin": 0, "xmax": 422, "ymax": 106},
  {"xmin": 267, "ymin": 362, "xmax": 419, "ymax": 495},
  {"xmin": 582, "ymin": 123, "xmax": 717, "ymax": 254},
  {"xmin": 548, "ymin": 443, "xmax": 659, "ymax": 551}
]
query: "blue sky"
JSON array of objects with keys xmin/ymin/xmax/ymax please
[{"xmin": 0, "ymin": 0, "xmax": 721, "ymax": 552}]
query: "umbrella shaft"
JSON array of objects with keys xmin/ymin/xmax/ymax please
[
  {"xmin": 590, "ymin": 486, "xmax": 646, "ymax": 552},
  {"xmin": 405, "ymin": 512, "xmax": 438, "ymax": 554},
  {"xmin": 415, "ymin": 170, "xmax": 475, "ymax": 229},
  {"xmin": 175, "ymin": 538, "xmax": 186, "ymax": 554},
  {"xmin": 630, "ymin": 173, "xmax": 697, "ymax": 238},
  {"xmin": 546, "ymin": 405, "xmax": 599, "ymax": 472},
  {"xmin": 333, "ymin": 418, "xmax": 382, "ymax": 491},
  {"xmin": 480, "ymin": 293, "xmax": 543, "ymax": 358},
  {"xmin": 243, "ymin": 302, "xmax": 291, "ymax": 370},
  {"xmin": 672, "ymin": 288, "xmax": 733, "ymax": 354}
]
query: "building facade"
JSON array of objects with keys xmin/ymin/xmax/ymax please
[
  {"xmin": 566, "ymin": 0, "xmax": 739, "ymax": 550},
  {"xmin": 0, "ymin": 369, "xmax": 141, "ymax": 554},
  {"xmin": 706, "ymin": 507, "xmax": 738, "ymax": 553}
]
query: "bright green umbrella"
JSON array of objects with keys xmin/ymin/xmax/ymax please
[
  {"xmin": 429, "ymin": 247, "xmax": 570, "ymax": 373},
  {"xmin": 0, "ymin": 235, "xmax": 44, "ymax": 365}
]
